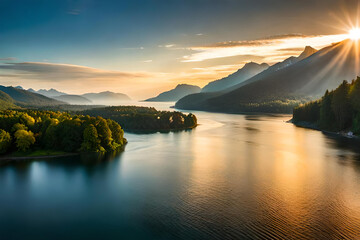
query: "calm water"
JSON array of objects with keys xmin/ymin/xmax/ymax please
[{"xmin": 2, "ymin": 103, "xmax": 360, "ymax": 239}]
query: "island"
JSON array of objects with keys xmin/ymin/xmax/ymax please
[
  {"xmin": 292, "ymin": 77, "xmax": 360, "ymax": 136},
  {"xmin": 81, "ymin": 106, "xmax": 197, "ymax": 132}
]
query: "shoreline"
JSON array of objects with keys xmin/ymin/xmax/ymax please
[
  {"xmin": 290, "ymin": 120, "xmax": 360, "ymax": 140},
  {"xmin": 0, "ymin": 152, "xmax": 80, "ymax": 165}
]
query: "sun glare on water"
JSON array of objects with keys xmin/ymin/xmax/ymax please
[{"xmin": 349, "ymin": 28, "xmax": 360, "ymax": 40}]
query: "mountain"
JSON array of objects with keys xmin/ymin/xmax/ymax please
[
  {"xmin": 0, "ymin": 85, "xmax": 65, "ymax": 107},
  {"xmin": 145, "ymin": 84, "xmax": 201, "ymax": 102},
  {"xmin": 53, "ymin": 94, "xmax": 92, "ymax": 105},
  {"xmin": 202, "ymin": 62, "xmax": 269, "ymax": 92},
  {"xmin": 176, "ymin": 41, "xmax": 360, "ymax": 113},
  {"xmin": 0, "ymin": 90, "xmax": 17, "ymax": 110},
  {"xmin": 298, "ymin": 46, "xmax": 317, "ymax": 61},
  {"xmin": 82, "ymin": 91, "xmax": 131, "ymax": 105},
  {"xmin": 33, "ymin": 88, "xmax": 67, "ymax": 97}
]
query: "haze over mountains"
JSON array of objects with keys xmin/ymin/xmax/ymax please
[
  {"xmin": 82, "ymin": 91, "xmax": 131, "ymax": 105},
  {"xmin": 175, "ymin": 41, "xmax": 360, "ymax": 113},
  {"xmin": 0, "ymin": 85, "xmax": 65, "ymax": 108},
  {"xmin": 145, "ymin": 84, "xmax": 201, "ymax": 102},
  {"xmin": 202, "ymin": 62, "xmax": 269, "ymax": 92},
  {"xmin": 53, "ymin": 95, "xmax": 92, "ymax": 105},
  {"xmin": 28, "ymin": 88, "xmax": 67, "ymax": 98},
  {"xmin": 9, "ymin": 86, "xmax": 132, "ymax": 105}
]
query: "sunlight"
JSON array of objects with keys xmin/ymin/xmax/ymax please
[{"xmin": 349, "ymin": 28, "xmax": 360, "ymax": 40}]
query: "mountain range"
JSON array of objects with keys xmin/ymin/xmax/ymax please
[
  {"xmin": 0, "ymin": 85, "xmax": 65, "ymax": 107},
  {"xmin": 145, "ymin": 84, "xmax": 201, "ymax": 102},
  {"xmin": 11, "ymin": 87, "xmax": 132, "ymax": 105},
  {"xmin": 82, "ymin": 91, "xmax": 131, "ymax": 105},
  {"xmin": 28, "ymin": 88, "xmax": 67, "ymax": 98},
  {"xmin": 202, "ymin": 62, "xmax": 269, "ymax": 92},
  {"xmin": 175, "ymin": 41, "xmax": 360, "ymax": 113}
]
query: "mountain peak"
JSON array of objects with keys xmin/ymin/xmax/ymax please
[
  {"xmin": 243, "ymin": 62, "xmax": 269, "ymax": 69},
  {"xmin": 175, "ymin": 84, "xmax": 200, "ymax": 89},
  {"xmin": 298, "ymin": 46, "xmax": 317, "ymax": 60}
]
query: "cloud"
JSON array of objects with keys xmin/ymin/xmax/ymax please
[
  {"xmin": 0, "ymin": 57, "xmax": 17, "ymax": 61},
  {"xmin": 143, "ymin": 60, "xmax": 153, "ymax": 63},
  {"xmin": 182, "ymin": 34, "xmax": 348, "ymax": 62},
  {"xmin": 0, "ymin": 62, "xmax": 150, "ymax": 80},
  {"xmin": 67, "ymin": 9, "xmax": 81, "ymax": 15},
  {"xmin": 0, "ymin": 62, "xmax": 157, "ymax": 97},
  {"xmin": 158, "ymin": 44, "xmax": 175, "ymax": 48}
]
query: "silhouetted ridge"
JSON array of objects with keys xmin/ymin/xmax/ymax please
[
  {"xmin": 145, "ymin": 84, "xmax": 201, "ymax": 102},
  {"xmin": 201, "ymin": 62, "xmax": 269, "ymax": 92},
  {"xmin": 176, "ymin": 40, "xmax": 359, "ymax": 113}
]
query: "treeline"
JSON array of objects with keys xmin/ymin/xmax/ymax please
[
  {"xmin": 220, "ymin": 99, "xmax": 306, "ymax": 113},
  {"xmin": 82, "ymin": 106, "xmax": 197, "ymax": 132},
  {"xmin": 0, "ymin": 110, "xmax": 126, "ymax": 155},
  {"xmin": 293, "ymin": 77, "xmax": 360, "ymax": 133}
]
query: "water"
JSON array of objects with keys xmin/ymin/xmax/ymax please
[{"xmin": 2, "ymin": 103, "xmax": 360, "ymax": 239}]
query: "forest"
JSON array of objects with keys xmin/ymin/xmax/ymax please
[
  {"xmin": 81, "ymin": 106, "xmax": 197, "ymax": 132},
  {"xmin": 293, "ymin": 77, "xmax": 360, "ymax": 134},
  {"xmin": 0, "ymin": 110, "xmax": 126, "ymax": 155}
]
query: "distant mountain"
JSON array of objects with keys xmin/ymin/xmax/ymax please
[
  {"xmin": 176, "ymin": 41, "xmax": 360, "ymax": 113},
  {"xmin": 0, "ymin": 85, "xmax": 65, "ymax": 107},
  {"xmin": 202, "ymin": 62, "xmax": 269, "ymax": 92},
  {"xmin": 53, "ymin": 94, "xmax": 92, "ymax": 105},
  {"xmin": 33, "ymin": 88, "xmax": 67, "ymax": 97},
  {"xmin": 82, "ymin": 91, "xmax": 131, "ymax": 105},
  {"xmin": 145, "ymin": 84, "xmax": 201, "ymax": 102}
]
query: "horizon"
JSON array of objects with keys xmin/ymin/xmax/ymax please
[{"xmin": 0, "ymin": 0, "xmax": 359, "ymax": 99}]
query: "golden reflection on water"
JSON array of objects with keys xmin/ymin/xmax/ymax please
[{"xmin": 183, "ymin": 114, "xmax": 360, "ymax": 238}]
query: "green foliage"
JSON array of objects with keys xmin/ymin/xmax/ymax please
[
  {"xmin": 81, "ymin": 124, "xmax": 102, "ymax": 152},
  {"xmin": 14, "ymin": 130, "xmax": 35, "ymax": 152},
  {"xmin": 331, "ymin": 81, "xmax": 352, "ymax": 129},
  {"xmin": 0, "ymin": 109, "xmax": 126, "ymax": 155},
  {"xmin": 12, "ymin": 123, "xmax": 28, "ymax": 132},
  {"xmin": 107, "ymin": 119, "xmax": 125, "ymax": 146},
  {"xmin": 0, "ymin": 129, "xmax": 11, "ymax": 154},
  {"xmin": 82, "ymin": 106, "xmax": 197, "ymax": 132},
  {"xmin": 293, "ymin": 77, "xmax": 360, "ymax": 133}
]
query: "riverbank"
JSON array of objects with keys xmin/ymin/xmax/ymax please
[
  {"xmin": 291, "ymin": 119, "xmax": 359, "ymax": 139},
  {"xmin": 0, "ymin": 150, "xmax": 79, "ymax": 165}
]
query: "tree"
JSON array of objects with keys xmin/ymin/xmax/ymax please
[
  {"xmin": 0, "ymin": 129, "xmax": 11, "ymax": 154},
  {"xmin": 107, "ymin": 119, "xmax": 125, "ymax": 146},
  {"xmin": 57, "ymin": 119, "xmax": 83, "ymax": 152},
  {"xmin": 349, "ymin": 76, "xmax": 360, "ymax": 112},
  {"xmin": 20, "ymin": 113, "xmax": 35, "ymax": 127},
  {"xmin": 12, "ymin": 123, "xmax": 27, "ymax": 132},
  {"xmin": 96, "ymin": 117, "xmax": 113, "ymax": 151},
  {"xmin": 14, "ymin": 130, "xmax": 35, "ymax": 152},
  {"xmin": 81, "ymin": 124, "xmax": 102, "ymax": 152},
  {"xmin": 331, "ymin": 80, "xmax": 352, "ymax": 130}
]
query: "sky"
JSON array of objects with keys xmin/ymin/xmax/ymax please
[{"xmin": 0, "ymin": 0, "xmax": 359, "ymax": 99}]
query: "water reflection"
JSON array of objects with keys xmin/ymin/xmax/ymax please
[{"xmin": 1, "ymin": 111, "xmax": 360, "ymax": 239}]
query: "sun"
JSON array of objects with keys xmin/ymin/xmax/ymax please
[{"xmin": 349, "ymin": 28, "xmax": 360, "ymax": 40}]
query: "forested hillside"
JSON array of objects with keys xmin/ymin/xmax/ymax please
[
  {"xmin": 0, "ymin": 110, "xmax": 126, "ymax": 155},
  {"xmin": 82, "ymin": 106, "xmax": 197, "ymax": 132},
  {"xmin": 293, "ymin": 77, "xmax": 360, "ymax": 134}
]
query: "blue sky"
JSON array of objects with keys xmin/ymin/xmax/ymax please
[{"xmin": 0, "ymin": 0, "xmax": 358, "ymax": 98}]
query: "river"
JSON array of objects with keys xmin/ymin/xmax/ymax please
[{"xmin": 1, "ymin": 102, "xmax": 360, "ymax": 239}]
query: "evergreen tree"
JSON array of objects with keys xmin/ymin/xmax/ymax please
[{"xmin": 331, "ymin": 80, "xmax": 352, "ymax": 130}]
